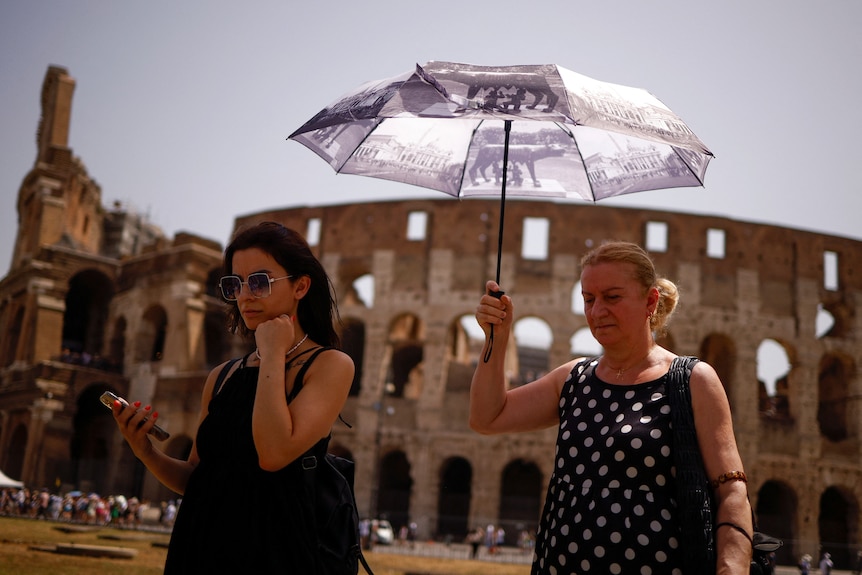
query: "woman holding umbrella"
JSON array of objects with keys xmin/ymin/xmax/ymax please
[
  {"xmin": 110, "ymin": 221, "xmax": 354, "ymax": 573},
  {"xmin": 470, "ymin": 241, "xmax": 752, "ymax": 574}
]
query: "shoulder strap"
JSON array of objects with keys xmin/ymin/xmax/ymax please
[
  {"xmin": 666, "ymin": 355, "xmax": 716, "ymax": 575},
  {"xmin": 212, "ymin": 357, "xmax": 242, "ymax": 396},
  {"xmin": 288, "ymin": 346, "xmax": 331, "ymax": 402}
]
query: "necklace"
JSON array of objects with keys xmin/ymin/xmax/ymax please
[
  {"xmin": 605, "ymin": 348, "xmax": 653, "ymax": 381},
  {"xmin": 254, "ymin": 333, "xmax": 308, "ymax": 362}
]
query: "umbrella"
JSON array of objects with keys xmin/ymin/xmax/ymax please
[
  {"xmin": 290, "ymin": 61, "xmax": 712, "ymax": 281},
  {"xmin": 289, "ymin": 61, "xmax": 713, "ymax": 358}
]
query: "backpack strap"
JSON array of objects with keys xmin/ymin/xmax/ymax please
[
  {"xmin": 667, "ymin": 355, "xmax": 716, "ymax": 575},
  {"xmin": 287, "ymin": 346, "xmax": 331, "ymax": 402}
]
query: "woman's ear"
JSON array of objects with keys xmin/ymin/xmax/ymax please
[
  {"xmin": 647, "ymin": 285, "xmax": 660, "ymax": 313},
  {"xmin": 293, "ymin": 275, "xmax": 311, "ymax": 300}
]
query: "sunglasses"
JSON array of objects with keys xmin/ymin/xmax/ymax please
[{"xmin": 218, "ymin": 272, "xmax": 292, "ymax": 301}]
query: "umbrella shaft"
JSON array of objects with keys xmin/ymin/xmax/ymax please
[{"xmin": 495, "ymin": 120, "xmax": 512, "ymax": 285}]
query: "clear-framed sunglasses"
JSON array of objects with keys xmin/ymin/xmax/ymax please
[{"xmin": 218, "ymin": 272, "xmax": 293, "ymax": 301}]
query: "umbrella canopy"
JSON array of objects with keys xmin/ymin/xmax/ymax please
[{"xmin": 290, "ymin": 61, "xmax": 712, "ymax": 284}]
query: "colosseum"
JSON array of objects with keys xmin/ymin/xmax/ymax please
[{"xmin": 0, "ymin": 66, "xmax": 860, "ymax": 568}]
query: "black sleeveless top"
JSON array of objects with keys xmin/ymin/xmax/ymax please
[{"xmin": 165, "ymin": 348, "xmax": 330, "ymax": 574}]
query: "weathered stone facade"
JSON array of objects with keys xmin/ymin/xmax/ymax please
[{"xmin": 0, "ymin": 66, "xmax": 860, "ymax": 568}]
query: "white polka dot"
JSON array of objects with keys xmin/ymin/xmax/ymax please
[
  {"xmin": 637, "ymin": 534, "xmax": 650, "ymax": 546},
  {"xmin": 609, "ymin": 401, "xmax": 619, "ymax": 411},
  {"xmin": 596, "ymin": 516, "xmax": 607, "ymax": 527},
  {"xmin": 573, "ymin": 407, "xmax": 581, "ymax": 417},
  {"xmin": 650, "ymin": 520, "xmax": 662, "ymax": 532},
  {"xmin": 594, "ymin": 546, "xmax": 606, "ymax": 557},
  {"xmin": 641, "ymin": 567, "xmax": 653, "ymax": 575},
  {"xmin": 625, "ymin": 548, "xmax": 636, "ymax": 559},
  {"xmin": 558, "ymin": 554, "xmax": 566, "ymax": 566},
  {"xmin": 577, "ymin": 421, "xmax": 588, "ymax": 431},
  {"xmin": 632, "ymin": 401, "xmax": 643, "ymax": 411},
  {"xmin": 644, "ymin": 456, "xmax": 656, "ymax": 467},
  {"xmin": 611, "ymin": 503, "xmax": 622, "ymax": 514},
  {"xmin": 651, "ymin": 392, "xmax": 663, "ymax": 402},
  {"xmin": 631, "ymin": 438, "xmax": 642, "ymax": 449},
  {"xmin": 568, "ymin": 541, "xmax": 578, "ymax": 553},
  {"xmin": 582, "ymin": 529, "xmax": 592, "ymax": 540},
  {"xmin": 584, "ymin": 437, "xmax": 594, "ymax": 448},
  {"xmin": 626, "ymin": 467, "xmax": 638, "ymax": 478},
  {"xmin": 610, "ymin": 531, "xmax": 622, "ymax": 543},
  {"xmin": 583, "ymin": 385, "xmax": 591, "ymax": 394},
  {"xmin": 621, "ymin": 424, "xmax": 632, "ymax": 434},
  {"xmin": 599, "ymin": 465, "xmax": 608, "ymax": 476},
  {"xmin": 640, "ymin": 415, "xmax": 652, "ymax": 423},
  {"xmin": 656, "ymin": 474, "xmax": 666, "ymax": 486},
  {"xmin": 610, "ymin": 564, "xmax": 622, "ymax": 574},
  {"xmin": 603, "ymin": 389, "xmax": 612, "ymax": 398},
  {"xmin": 588, "ymin": 399, "xmax": 597, "ymax": 408},
  {"xmin": 656, "ymin": 550, "xmax": 668, "ymax": 562},
  {"xmin": 634, "ymin": 504, "xmax": 645, "ymax": 515},
  {"xmin": 581, "ymin": 559, "xmax": 591, "ymax": 571},
  {"xmin": 615, "ymin": 450, "xmax": 626, "ymax": 461},
  {"xmin": 606, "ymin": 436, "xmax": 615, "ymax": 447},
  {"xmin": 650, "ymin": 428, "xmax": 662, "ymax": 439},
  {"xmin": 568, "ymin": 446, "xmax": 578, "ymax": 457},
  {"xmin": 561, "ymin": 430, "xmax": 570, "ymax": 440}
]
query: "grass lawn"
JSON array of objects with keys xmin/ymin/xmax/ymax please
[{"xmin": 0, "ymin": 516, "xmax": 530, "ymax": 575}]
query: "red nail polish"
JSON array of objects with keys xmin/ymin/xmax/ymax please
[
  {"xmin": 144, "ymin": 405, "xmax": 151, "ymax": 411},
  {"xmin": 133, "ymin": 401, "xmax": 141, "ymax": 407},
  {"xmin": 153, "ymin": 412, "xmax": 159, "ymax": 419}
]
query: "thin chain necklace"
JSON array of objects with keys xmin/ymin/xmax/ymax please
[
  {"xmin": 605, "ymin": 348, "xmax": 653, "ymax": 381},
  {"xmin": 254, "ymin": 333, "xmax": 308, "ymax": 362}
]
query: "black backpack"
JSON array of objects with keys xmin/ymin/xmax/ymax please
[{"xmin": 213, "ymin": 350, "xmax": 373, "ymax": 574}]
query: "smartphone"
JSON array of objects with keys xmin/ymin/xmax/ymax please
[{"xmin": 100, "ymin": 391, "xmax": 171, "ymax": 441}]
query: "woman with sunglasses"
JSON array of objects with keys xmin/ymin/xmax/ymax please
[{"xmin": 110, "ymin": 221, "xmax": 354, "ymax": 573}]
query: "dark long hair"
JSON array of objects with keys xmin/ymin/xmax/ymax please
[{"xmin": 223, "ymin": 221, "xmax": 341, "ymax": 347}]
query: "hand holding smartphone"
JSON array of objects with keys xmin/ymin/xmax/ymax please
[{"xmin": 100, "ymin": 391, "xmax": 170, "ymax": 441}]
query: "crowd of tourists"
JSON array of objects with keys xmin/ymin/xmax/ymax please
[{"xmin": 0, "ymin": 486, "xmax": 177, "ymax": 529}]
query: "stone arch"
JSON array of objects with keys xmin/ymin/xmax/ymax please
[
  {"xmin": 437, "ymin": 456, "xmax": 472, "ymax": 539},
  {"xmin": 377, "ymin": 449, "xmax": 412, "ymax": 529},
  {"xmin": 498, "ymin": 458, "xmax": 543, "ymax": 546},
  {"xmin": 203, "ymin": 310, "xmax": 229, "ymax": 368},
  {"xmin": 136, "ymin": 304, "xmax": 168, "ymax": 362},
  {"xmin": 343, "ymin": 273, "xmax": 375, "ymax": 308},
  {"xmin": 445, "ymin": 314, "xmax": 482, "ymax": 392},
  {"xmin": 817, "ymin": 352, "xmax": 855, "ymax": 442},
  {"xmin": 385, "ymin": 313, "xmax": 425, "ymax": 399},
  {"xmin": 70, "ymin": 384, "xmax": 116, "ymax": 493},
  {"xmin": 63, "ymin": 269, "xmax": 114, "ymax": 358},
  {"xmin": 2, "ymin": 306, "xmax": 24, "ymax": 367},
  {"xmin": 755, "ymin": 480, "xmax": 798, "ymax": 565},
  {"xmin": 698, "ymin": 333, "xmax": 735, "ymax": 393},
  {"xmin": 341, "ymin": 317, "xmax": 366, "ymax": 396},
  {"xmin": 757, "ymin": 339, "xmax": 792, "ymax": 420},
  {"xmin": 4, "ymin": 423, "xmax": 27, "ymax": 479},
  {"xmin": 512, "ymin": 316, "xmax": 552, "ymax": 387},
  {"xmin": 570, "ymin": 326, "xmax": 602, "ymax": 357},
  {"xmin": 819, "ymin": 486, "xmax": 859, "ymax": 568}
]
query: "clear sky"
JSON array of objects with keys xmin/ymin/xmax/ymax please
[{"xmin": 1, "ymin": 1, "xmax": 860, "ymax": 277}]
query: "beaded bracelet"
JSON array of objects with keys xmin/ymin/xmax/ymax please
[{"xmin": 712, "ymin": 470, "xmax": 747, "ymax": 488}]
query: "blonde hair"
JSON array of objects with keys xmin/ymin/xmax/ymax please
[{"xmin": 580, "ymin": 241, "xmax": 679, "ymax": 334}]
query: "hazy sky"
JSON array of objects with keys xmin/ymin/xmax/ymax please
[{"xmin": 1, "ymin": 1, "xmax": 860, "ymax": 276}]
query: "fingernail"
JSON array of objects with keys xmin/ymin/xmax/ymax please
[
  {"xmin": 153, "ymin": 412, "xmax": 159, "ymax": 419},
  {"xmin": 144, "ymin": 405, "xmax": 151, "ymax": 411},
  {"xmin": 133, "ymin": 401, "xmax": 141, "ymax": 407}
]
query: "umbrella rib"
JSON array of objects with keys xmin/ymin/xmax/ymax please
[
  {"xmin": 556, "ymin": 122, "xmax": 599, "ymax": 203},
  {"xmin": 456, "ymin": 119, "xmax": 485, "ymax": 197},
  {"xmin": 332, "ymin": 118, "xmax": 385, "ymax": 174},
  {"xmin": 671, "ymin": 146, "xmax": 707, "ymax": 187}
]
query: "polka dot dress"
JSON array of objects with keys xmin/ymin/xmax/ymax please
[{"xmin": 532, "ymin": 358, "xmax": 683, "ymax": 575}]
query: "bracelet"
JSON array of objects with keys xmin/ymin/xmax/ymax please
[
  {"xmin": 716, "ymin": 522, "xmax": 753, "ymax": 546},
  {"xmin": 712, "ymin": 470, "xmax": 747, "ymax": 488}
]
